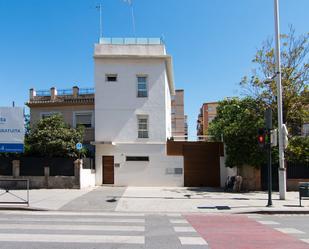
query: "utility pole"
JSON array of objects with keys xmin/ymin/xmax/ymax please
[{"xmin": 274, "ymin": 0, "xmax": 286, "ymax": 200}]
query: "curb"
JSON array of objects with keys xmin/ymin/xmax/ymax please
[
  {"xmin": 239, "ymin": 210, "xmax": 309, "ymax": 215},
  {"xmin": 0, "ymin": 206, "xmax": 49, "ymax": 212}
]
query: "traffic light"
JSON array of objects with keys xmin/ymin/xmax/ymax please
[{"xmin": 258, "ymin": 128, "xmax": 266, "ymax": 148}]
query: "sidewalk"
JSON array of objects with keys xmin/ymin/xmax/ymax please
[{"xmin": 1, "ymin": 186, "xmax": 308, "ymax": 213}]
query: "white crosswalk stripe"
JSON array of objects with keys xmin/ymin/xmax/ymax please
[
  {"xmin": 257, "ymin": 220, "xmax": 280, "ymax": 225},
  {"xmin": 2, "ymin": 211, "xmax": 145, "ymax": 217},
  {"xmin": 0, "ymin": 223, "xmax": 145, "ymax": 231},
  {"xmin": 275, "ymin": 228, "xmax": 306, "ymax": 234},
  {"xmin": 170, "ymin": 218, "xmax": 208, "ymax": 246},
  {"xmin": 0, "ymin": 217, "xmax": 145, "ymax": 223},
  {"xmin": 174, "ymin": 226, "xmax": 196, "ymax": 232},
  {"xmin": 170, "ymin": 219, "xmax": 189, "ymax": 224},
  {"xmin": 0, "ymin": 233, "xmax": 145, "ymax": 244},
  {"xmin": 179, "ymin": 237, "xmax": 208, "ymax": 245}
]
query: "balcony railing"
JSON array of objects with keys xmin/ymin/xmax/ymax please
[
  {"xmin": 79, "ymin": 88, "xmax": 95, "ymax": 95},
  {"xmin": 36, "ymin": 90, "xmax": 50, "ymax": 97},
  {"xmin": 34, "ymin": 87, "xmax": 94, "ymax": 97},
  {"xmin": 100, "ymin": 37, "xmax": 164, "ymax": 45},
  {"xmin": 57, "ymin": 89, "xmax": 73, "ymax": 95}
]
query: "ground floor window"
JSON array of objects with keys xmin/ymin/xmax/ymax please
[{"xmin": 126, "ymin": 156, "xmax": 149, "ymax": 162}]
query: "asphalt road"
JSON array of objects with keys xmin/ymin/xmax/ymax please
[{"xmin": 0, "ymin": 211, "xmax": 308, "ymax": 249}]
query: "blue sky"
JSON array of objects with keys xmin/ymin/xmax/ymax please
[{"xmin": 0, "ymin": 0, "xmax": 308, "ymax": 138}]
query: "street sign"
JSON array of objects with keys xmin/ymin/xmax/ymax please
[
  {"xmin": 76, "ymin": 142, "xmax": 83, "ymax": 150},
  {"xmin": 0, "ymin": 107, "xmax": 24, "ymax": 153}
]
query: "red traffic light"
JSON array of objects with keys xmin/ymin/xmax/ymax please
[
  {"xmin": 258, "ymin": 135, "xmax": 265, "ymax": 143},
  {"xmin": 258, "ymin": 128, "xmax": 266, "ymax": 148}
]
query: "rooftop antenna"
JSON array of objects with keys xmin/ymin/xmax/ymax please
[
  {"xmin": 96, "ymin": 4, "xmax": 103, "ymax": 41},
  {"xmin": 124, "ymin": 0, "xmax": 136, "ymax": 37}
]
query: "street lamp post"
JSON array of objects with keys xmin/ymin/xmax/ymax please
[{"xmin": 274, "ymin": 0, "xmax": 286, "ymax": 200}]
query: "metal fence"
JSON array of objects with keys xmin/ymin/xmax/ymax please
[
  {"xmin": 0, "ymin": 157, "xmax": 13, "ymax": 176},
  {"xmin": 1, "ymin": 157, "xmax": 94, "ymax": 177},
  {"xmin": 287, "ymin": 162, "xmax": 309, "ymax": 179},
  {"xmin": 0, "ymin": 179, "xmax": 29, "ymax": 206},
  {"xmin": 79, "ymin": 88, "xmax": 95, "ymax": 95},
  {"xmin": 83, "ymin": 158, "xmax": 95, "ymax": 170},
  {"xmin": 19, "ymin": 157, "xmax": 75, "ymax": 176},
  {"xmin": 100, "ymin": 37, "xmax": 164, "ymax": 45},
  {"xmin": 57, "ymin": 88, "xmax": 73, "ymax": 95},
  {"xmin": 36, "ymin": 90, "xmax": 50, "ymax": 96}
]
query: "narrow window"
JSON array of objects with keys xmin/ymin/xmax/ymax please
[
  {"xmin": 41, "ymin": 112, "xmax": 61, "ymax": 119},
  {"xmin": 137, "ymin": 76, "xmax": 148, "ymax": 97},
  {"xmin": 106, "ymin": 74, "xmax": 118, "ymax": 82},
  {"xmin": 137, "ymin": 115, "xmax": 149, "ymax": 138},
  {"xmin": 126, "ymin": 156, "xmax": 149, "ymax": 161}
]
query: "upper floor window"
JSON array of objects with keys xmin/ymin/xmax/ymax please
[
  {"xmin": 105, "ymin": 74, "xmax": 118, "ymax": 82},
  {"xmin": 137, "ymin": 115, "xmax": 149, "ymax": 138},
  {"xmin": 74, "ymin": 112, "xmax": 93, "ymax": 128},
  {"xmin": 41, "ymin": 112, "xmax": 61, "ymax": 119},
  {"xmin": 137, "ymin": 76, "xmax": 148, "ymax": 97},
  {"xmin": 208, "ymin": 106, "xmax": 215, "ymax": 112}
]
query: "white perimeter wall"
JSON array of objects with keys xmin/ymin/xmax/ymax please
[
  {"xmin": 95, "ymin": 144, "xmax": 184, "ymax": 186},
  {"xmin": 80, "ymin": 167, "xmax": 96, "ymax": 188}
]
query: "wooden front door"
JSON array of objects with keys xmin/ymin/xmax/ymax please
[{"xmin": 102, "ymin": 156, "xmax": 114, "ymax": 184}]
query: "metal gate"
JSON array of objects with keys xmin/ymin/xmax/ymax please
[{"xmin": 0, "ymin": 179, "xmax": 29, "ymax": 206}]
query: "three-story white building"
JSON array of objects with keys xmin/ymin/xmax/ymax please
[{"xmin": 94, "ymin": 38, "xmax": 183, "ymax": 186}]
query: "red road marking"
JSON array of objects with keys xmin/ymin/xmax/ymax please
[{"xmin": 185, "ymin": 214, "xmax": 309, "ymax": 249}]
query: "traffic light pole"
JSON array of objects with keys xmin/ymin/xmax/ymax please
[
  {"xmin": 265, "ymin": 108, "xmax": 273, "ymax": 207},
  {"xmin": 267, "ymin": 130, "xmax": 273, "ymax": 207}
]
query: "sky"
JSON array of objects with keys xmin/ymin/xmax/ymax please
[{"xmin": 0, "ymin": 0, "xmax": 308, "ymax": 139}]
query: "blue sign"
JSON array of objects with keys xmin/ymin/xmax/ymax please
[
  {"xmin": 76, "ymin": 142, "xmax": 83, "ymax": 150},
  {"xmin": 0, "ymin": 107, "xmax": 24, "ymax": 153},
  {"xmin": 0, "ymin": 143, "xmax": 24, "ymax": 153}
]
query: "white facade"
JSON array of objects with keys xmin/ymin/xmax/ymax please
[{"xmin": 94, "ymin": 40, "xmax": 183, "ymax": 186}]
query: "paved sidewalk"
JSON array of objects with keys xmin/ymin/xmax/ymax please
[
  {"xmin": 1, "ymin": 187, "xmax": 309, "ymax": 213},
  {"xmin": 114, "ymin": 187, "xmax": 309, "ymax": 213}
]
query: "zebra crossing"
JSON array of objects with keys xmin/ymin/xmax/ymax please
[
  {"xmin": 0, "ymin": 211, "xmax": 209, "ymax": 249},
  {"xmin": 248, "ymin": 214, "xmax": 309, "ymax": 245}
]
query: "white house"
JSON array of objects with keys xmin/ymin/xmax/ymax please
[{"xmin": 93, "ymin": 38, "xmax": 183, "ymax": 186}]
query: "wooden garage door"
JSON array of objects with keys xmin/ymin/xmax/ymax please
[
  {"xmin": 102, "ymin": 156, "xmax": 114, "ymax": 184},
  {"xmin": 183, "ymin": 143, "xmax": 221, "ymax": 187}
]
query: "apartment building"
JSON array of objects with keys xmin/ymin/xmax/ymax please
[
  {"xmin": 93, "ymin": 37, "xmax": 183, "ymax": 186},
  {"xmin": 197, "ymin": 102, "xmax": 218, "ymax": 137},
  {"xmin": 26, "ymin": 86, "xmax": 95, "ymax": 144},
  {"xmin": 171, "ymin": 89, "xmax": 188, "ymax": 140}
]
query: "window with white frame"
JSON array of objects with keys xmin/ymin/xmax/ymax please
[
  {"xmin": 137, "ymin": 115, "xmax": 149, "ymax": 138},
  {"xmin": 137, "ymin": 76, "xmax": 148, "ymax": 97},
  {"xmin": 74, "ymin": 112, "xmax": 93, "ymax": 128}
]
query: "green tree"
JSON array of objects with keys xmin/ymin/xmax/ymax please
[
  {"xmin": 286, "ymin": 136, "xmax": 309, "ymax": 164},
  {"xmin": 25, "ymin": 114, "xmax": 84, "ymax": 158},
  {"xmin": 208, "ymin": 97, "xmax": 266, "ymax": 168},
  {"xmin": 240, "ymin": 27, "xmax": 309, "ymax": 135}
]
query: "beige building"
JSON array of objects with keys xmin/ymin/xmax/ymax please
[
  {"xmin": 26, "ymin": 86, "xmax": 95, "ymax": 144},
  {"xmin": 171, "ymin": 89, "xmax": 188, "ymax": 140},
  {"xmin": 197, "ymin": 102, "xmax": 219, "ymax": 138}
]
